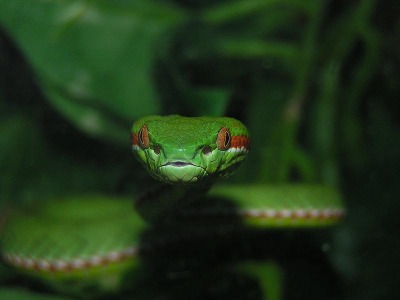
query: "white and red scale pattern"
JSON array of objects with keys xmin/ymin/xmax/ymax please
[
  {"xmin": 227, "ymin": 135, "xmax": 250, "ymax": 154},
  {"xmin": 239, "ymin": 207, "xmax": 345, "ymax": 220},
  {"xmin": 2, "ymin": 246, "xmax": 138, "ymax": 273},
  {"xmin": 179, "ymin": 207, "xmax": 345, "ymax": 222}
]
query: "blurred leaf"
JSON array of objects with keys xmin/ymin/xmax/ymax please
[
  {"xmin": 0, "ymin": 115, "xmax": 135, "ymax": 207},
  {"xmin": 0, "ymin": 288, "xmax": 66, "ymax": 300},
  {"xmin": 181, "ymin": 87, "xmax": 231, "ymax": 117},
  {"xmin": 0, "ymin": 116, "xmax": 38, "ymax": 206},
  {"xmin": 0, "ymin": 0, "xmax": 186, "ymax": 143}
]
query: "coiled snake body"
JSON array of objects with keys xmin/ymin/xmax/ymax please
[{"xmin": 1, "ymin": 115, "xmax": 345, "ymax": 296}]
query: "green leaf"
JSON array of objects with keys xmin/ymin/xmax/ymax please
[
  {"xmin": 0, "ymin": 288, "xmax": 66, "ymax": 300},
  {"xmin": 0, "ymin": 0, "xmax": 186, "ymax": 143}
]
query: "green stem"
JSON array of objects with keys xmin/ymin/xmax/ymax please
[
  {"xmin": 314, "ymin": 62, "xmax": 340, "ymax": 187},
  {"xmin": 214, "ymin": 39, "xmax": 299, "ymax": 60},
  {"xmin": 276, "ymin": 1, "xmax": 323, "ymax": 182},
  {"xmin": 201, "ymin": 0, "xmax": 314, "ymax": 25},
  {"xmin": 235, "ymin": 261, "xmax": 283, "ymax": 300},
  {"xmin": 313, "ymin": 0, "xmax": 377, "ymax": 185},
  {"xmin": 341, "ymin": 0, "xmax": 379, "ymax": 168}
]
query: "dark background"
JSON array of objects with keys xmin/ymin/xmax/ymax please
[{"xmin": 0, "ymin": 0, "xmax": 399, "ymax": 299}]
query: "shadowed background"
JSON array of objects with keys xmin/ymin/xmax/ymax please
[{"xmin": 0, "ymin": 0, "xmax": 399, "ymax": 299}]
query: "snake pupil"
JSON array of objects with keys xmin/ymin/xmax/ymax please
[{"xmin": 224, "ymin": 131, "xmax": 230, "ymax": 148}]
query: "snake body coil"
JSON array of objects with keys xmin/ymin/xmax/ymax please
[{"xmin": 1, "ymin": 115, "xmax": 345, "ymax": 296}]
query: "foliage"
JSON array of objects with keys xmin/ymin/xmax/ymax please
[{"xmin": 0, "ymin": 0, "xmax": 399, "ymax": 299}]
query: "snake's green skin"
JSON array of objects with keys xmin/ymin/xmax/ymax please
[
  {"xmin": 1, "ymin": 196, "xmax": 146, "ymax": 295},
  {"xmin": 131, "ymin": 115, "xmax": 249, "ymax": 184},
  {"xmin": 1, "ymin": 115, "xmax": 345, "ymax": 296}
]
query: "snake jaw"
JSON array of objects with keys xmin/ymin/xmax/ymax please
[{"xmin": 156, "ymin": 162, "xmax": 208, "ymax": 184}]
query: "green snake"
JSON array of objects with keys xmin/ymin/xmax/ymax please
[{"xmin": 0, "ymin": 115, "xmax": 345, "ymax": 296}]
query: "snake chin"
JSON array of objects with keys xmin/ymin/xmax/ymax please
[{"xmin": 157, "ymin": 164, "xmax": 208, "ymax": 184}]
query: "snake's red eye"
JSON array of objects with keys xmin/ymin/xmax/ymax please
[
  {"xmin": 217, "ymin": 127, "xmax": 231, "ymax": 150},
  {"xmin": 138, "ymin": 125, "xmax": 150, "ymax": 149}
]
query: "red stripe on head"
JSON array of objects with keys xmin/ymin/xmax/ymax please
[
  {"xmin": 230, "ymin": 135, "xmax": 250, "ymax": 150},
  {"xmin": 131, "ymin": 133, "xmax": 139, "ymax": 146}
]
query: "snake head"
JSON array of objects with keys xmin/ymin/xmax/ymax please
[{"xmin": 131, "ymin": 115, "xmax": 250, "ymax": 185}]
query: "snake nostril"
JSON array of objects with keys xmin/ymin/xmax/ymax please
[
  {"xmin": 202, "ymin": 146, "xmax": 212, "ymax": 156},
  {"xmin": 153, "ymin": 145, "xmax": 161, "ymax": 155}
]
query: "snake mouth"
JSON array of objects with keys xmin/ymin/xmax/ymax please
[
  {"xmin": 157, "ymin": 161, "xmax": 208, "ymax": 184},
  {"xmin": 163, "ymin": 161, "xmax": 195, "ymax": 168}
]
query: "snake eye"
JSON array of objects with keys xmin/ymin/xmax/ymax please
[
  {"xmin": 152, "ymin": 145, "xmax": 161, "ymax": 155},
  {"xmin": 138, "ymin": 125, "xmax": 150, "ymax": 149},
  {"xmin": 217, "ymin": 127, "xmax": 231, "ymax": 150},
  {"xmin": 202, "ymin": 146, "xmax": 212, "ymax": 156}
]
